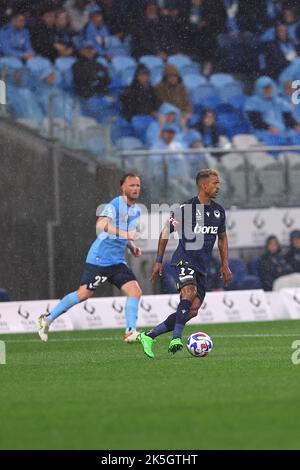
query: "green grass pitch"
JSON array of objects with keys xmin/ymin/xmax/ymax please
[{"xmin": 1, "ymin": 320, "xmax": 300, "ymax": 450}]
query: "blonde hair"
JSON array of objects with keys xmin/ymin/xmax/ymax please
[{"xmin": 196, "ymin": 169, "xmax": 219, "ymax": 185}]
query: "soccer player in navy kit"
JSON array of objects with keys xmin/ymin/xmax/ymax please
[
  {"xmin": 139, "ymin": 169, "xmax": 232, "ymax": 358},
  {"xmin": 38, "ymin": 173, "xmax": 143, "ymax": 343}
]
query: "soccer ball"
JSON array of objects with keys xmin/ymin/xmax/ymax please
[{"xmin": 186, "ymin": 332, "xmax": 213, "ymax": 357}]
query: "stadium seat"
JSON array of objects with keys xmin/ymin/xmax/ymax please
[
  {"xmin": 232, "ymin": 134, "xmax": 259, "ymax": 149},
  {"xmin": 0, "ymin": 288, "xmax": 9, "ymax": 302},
  {"xmin": 150, "ymin": 66, "xmax": 163, "ymax": 86},
  {"xmin": 238, "ymin": 275, "xmax": 262, "ymax": 290},
  {"xmin": 26, "ymin": 56, "xmax": 52, "ymax": 80},
  {"xmin": 116, "ymin": 137, "xmax": 144, "ymax": 150},
  {"xmin": 111, "ymin": 56, "xmax": 136, "ymax": 75},
  {"xmin": 55, "ymin": 57, "xmax": 76, "ymax": 91},
  {"xmin": 190, "ymin": 83, "xmax": 217, "ymax": 105},
  {"xmin": 139, "ymin": 55, "xmax": 164, "ymax": 70},
  {"xmin": 120, "ymin": 66, "xmax": 136, "ymax": 87},
  {"xmin": 248, "ymin": 258, "xmax": 260, "ymax": 277},
  {"xmin": 219, "ymin": 152, "xmax": 248, "ymax": 206},
  {"xmin": 111, "ymin": 117, "xmax": 135, "ymax": 143},
  {"xmin": 228, "ymin": 258, "xmax": 248, "ymax": 290},
  {"xmin": 167, "ymin": 54, "xmax": 192, "ymax": 69},
  {"xmin": 210, "ymin": 73, "xmax": 235, "ymax": 88},
  {"xmin": 131, "ymin": 115, "xmax": 155, "ymax": 143},
  {"xmin": 183, "ymin": 73, "xmax": 207, "ymax": 92},
  {"xmin": 179, "ymin": 63, "xmax": 201, "ymax": 77}
]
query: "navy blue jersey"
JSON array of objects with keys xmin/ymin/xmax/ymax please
[{"xmin": 170, "ymin": 197, "xmax": 226, "ymax": 274}]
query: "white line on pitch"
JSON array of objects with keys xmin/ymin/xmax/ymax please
[{"xmin": 3, "ymin": 333, "xmax": 300, "ymax": 343}]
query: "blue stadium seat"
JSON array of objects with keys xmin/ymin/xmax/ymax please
[
  {"xmin": 228, "ymin": 258, "xmax": 248, "ymax": 290},
  {"xmin": 0, "ymin": 57, "xmax": 23, "ymax": 85},
  {"xmin": 167, "ymin": 54, "xmax": 192, "ymax": 69},
  {"xmin": 111, "ymin": 117, "xmax": 135, "ymax": 143},
  {"xmin": 150, "ymin": 66, "xmax": 163, "ymax": 86},
  {"xmin": 120, "ymin": 66, "xmax": 136, "ymax": 87},
  {"xmin": 183, "ymin": 73, "xmax": 207, "ymax": 92},
  {"xmin": 55, "ymin": 57, "xmax": 76, "ymax": 91},
  {"xmin": 191, "ymin": 83, "xmax": 217, "ymax": 105},
  {"xmin": 249, "ymin": 258, "xmax": 259, "ymax": 277},
  {"xmin": 210, "ymin": 73, "xmax": 235, "ymax": 88},
  {"xmin": 139, "ymin": 55, "xmax": 164, "ymax": 70},
  {"xmin": 0, "ymin": 288, "xmax": 9, "ymax": 302},
  {"xmin": 26, "ymin": 56, "xmax": 52, "ymax": 80},
  {"xmin": 237, "ymin": 275, "xmax": 262, "ymax": 290},
  {"xmin": 255, "ymin": 131, "xmax": 288, "ymax": 147},
  {"xmin": 131, "ymin": 115, "xmax": 155, "ymax": 143},
  {"xmin": 179, "ymin": 63, "xmax": 201, "ymax": 76},
  {"xmin": 219, "ymin": 82, "xmax": 244, "ymax": 101},
  {"xmin": 111, "ymin": 56, "xmax": 136, "ymax": 75}
]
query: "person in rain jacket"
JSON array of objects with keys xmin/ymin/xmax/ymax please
[
  {"xmin": 0, "ymin": 11, "xmax": 34, "ymax": 61},
  {"xmin": 120, "ymin": 64, "xmax": 159, "ymax": 121},
  {"xmin": 257, "ymin": 235, "xmax": 292, "ymax": 291},
  {"xmin": 155, "ymin": 64, "xmax": 193, "ymax": 125},
  {"xmin": 244, "ymin": 76, "xmax": 300, "ymax": 135},
  {"xmin": 146, "ymin": 102, "xmax": 182, "ymax": 147}
]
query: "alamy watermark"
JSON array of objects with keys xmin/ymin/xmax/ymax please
[
  {"xmin": 291, "ymin": 340, "xmax": 300, "ymax": 365},
  {"xmin": 0, "ymin": 79, "xmax": 6, "ymax": 105},
  {"xmin": 0, "ymin": 341, "xmax": 6, "ymax": 364}
]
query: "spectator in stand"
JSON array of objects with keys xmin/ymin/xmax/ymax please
[
  {"xmin": 181, "ymin": 0, "xmax": 225, "ymax": 62},
  {"xmin": 280, "ymin": 80, "xmax": 300, "ymax": 124},
  {"xmin": 245, "ymin": 76, "xmax": 300, "ymax": 137},
  {"xmin": 263, "ymin": 24, "xmax": 299, "ymax": 79},
  {"xmin": 54, "ymin": 9, "xmax": 74, "ymax": 57},
  {"xmin": 238, "ymin": 0, "xmax": 283, "ymax": 34},
  {"xmin": 285, "ymin": 229, "xmax": 300, "ymax": 273},
  {"xmin": 64, "ymin": 0, "xmax": 92, "ymax": 33},
  {"xmin": 72, "ymin": 40, "xmax": 110, "ymax": 99},
  {"xmin": 120, "ymin": 64, "xmax": 159, "ymax": 121},
  {"xmin": 155, "ymin": 64, "xmax": 193, "ymax": 126},
  {"xmin": 146, "ymin": 102, "xmax": 182, "ymax": 147},
  {"xmin": 195, "ymin": 109, "xmax": 221, "ymax": 147},
  {"xmin": 132, "ymin": 2, "xmax": 173, "ymax": 59},
  {"xmin": 30, "ymin": 1, "xmax": 58, "ymax": 62},
  {"xmin": 150, "ymin": 123, "xmax": 189, "ymax": 185},
  {"xmin": 82, "ymin": 4, "xmax": 110, "ymax": 58},
  {"xmin": 0, "ymin": 10, "xmax": 34, "ymax": 61},
  {"xmin": 257, "ymin": 235, "xmax": 292, "ymax": 291}
]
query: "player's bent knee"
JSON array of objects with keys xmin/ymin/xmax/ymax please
[
  {"xmin": 77, "ymin": 285, "xmax": 94, "ymax": 301},
  {"xmin": 181, "ymin": 285, "xmax": 197, "ymax": 302}
]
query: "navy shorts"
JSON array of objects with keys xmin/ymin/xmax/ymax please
[
  {"xmin": 171, "ymin": 260, "xmax": 206, "ymax": 303},
  {"xmin": 80, "ymin": 263, "xmax": 137, "ymax": 291}
]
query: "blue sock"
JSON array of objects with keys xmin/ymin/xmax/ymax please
[
  {"xmin": 146, "ymin": 312, "xmax": 176, "ymax": 339},
  {"xmin": 125, "ymin": 297, "xmax": 140, "ymax": 331},
  {"xmin": 172, "ymin": 299, "xmax": 192, "ymax": 339},
  {"xmin": 46, "ymin": 291, "xmax": 80, "ymax": 325}
]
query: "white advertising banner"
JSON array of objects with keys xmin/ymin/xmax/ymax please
[
  {"xmin": 0, "ymin": 290, "xmax": 289, "ymax": 335},
  {"xmin": 138, "ymin": 207, "xmax": 300, "ymax": 251},
  {"xmin": 280, "ymin": 288, "xmax": 300, "ymax": 320}
]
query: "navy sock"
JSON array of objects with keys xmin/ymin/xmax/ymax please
[
  {"xmin": 172, "ymin": 299, "xmax": 192, "ymax": 339},
  {"xmin": 146, "ymin": 312, "xmax": 177, "ymax": 339}
]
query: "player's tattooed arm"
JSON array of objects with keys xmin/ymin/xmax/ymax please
[
  {"xmin": 96, "ymin": 216, "xmax": 137, "ymax": 240},
  {"xmin": 218, "ymin": 231, "xmax": 232, "ymax": 287}
]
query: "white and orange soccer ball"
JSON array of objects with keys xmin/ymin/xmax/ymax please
[{"xmin": 186, "ymin": 332, "xmax": 213, "ymax": 357}]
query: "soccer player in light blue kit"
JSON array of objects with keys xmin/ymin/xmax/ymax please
[{"xmin": 38, "ymin": 173, "xmax": 142, "ymax": 343}]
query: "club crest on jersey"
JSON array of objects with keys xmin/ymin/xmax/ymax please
[{"xmin": 214, "ymin": 210, "xmax": 220, "ymax": 218}]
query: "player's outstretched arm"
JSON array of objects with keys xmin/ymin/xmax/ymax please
[
  {"xmin": 150, "ymin": 224, "xmax": 170, "ymax": 283},
  {"xmin": 218, "ymin": 231, "xmax": 232, "ymax": 287},
  {"xmin": 96, "ymin": 216, "xmax": 136, "ymax": 240}
]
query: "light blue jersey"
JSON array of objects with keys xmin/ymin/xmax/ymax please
[{"xmin": 86, "ymin": 196, "xmax": 141, "ymax": 267}]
